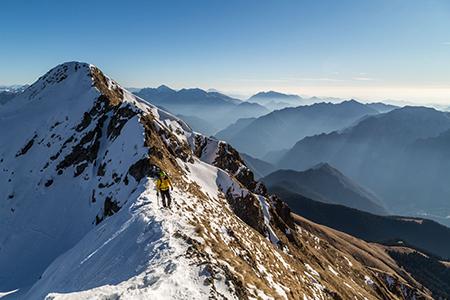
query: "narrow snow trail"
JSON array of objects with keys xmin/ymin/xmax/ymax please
[
  {"xmin": 0, "ymin": 63, "xmax": 237, "ymax": 299},
  {"xmin": 11, "ymin": 179, "xmax": 209, "ymax": 300}
]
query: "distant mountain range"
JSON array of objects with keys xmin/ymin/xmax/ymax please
[
  {"xmin": 132, "ymin": 87, "xmax": 400, "ymax": 144},
  {"xmin": 135, "ymin": 85, "xmax": 239, "ymax": 108},
  {"xmin": 133, "ymin": 86, "xmax": 269, "ymax": 131},
  {"xmin": 240, "ymin": 153, "xmax": 277, "ymax": 180},
  {"xmin": 261, "ymin": 163, "xmax": 389, "ymax": 215},
  {"xmin": 213, "ymin": 118, "xmax": 256, "ymax": 141},
  {"xmin": 0, "ymin": 84, "xmax": 29, "ymax": 92},
  {"xmin": 133, "ymin": 88, "xmax": 398, "ymax": 140},
  {"xmin": 175, "ymin": 114, "xmax": 220, "ymax": 137},
  {"xmin": 248, "ymin": 91, "xmax": 304, "ymax": 104},
  {"xmin": 365, "ymin": 102, "xmax": 398, "ymax": 113},
  {"xmin": 275, "ymin": 106, "xmax": 450, "ymax": 227},
  {"xmin": 220, "ymin": 100, "xmax": 382, "ymax": 158}
]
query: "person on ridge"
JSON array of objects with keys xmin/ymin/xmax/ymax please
[{"xmin": 156, "ymin": 171, "xmax": 173, "ymax": 208}]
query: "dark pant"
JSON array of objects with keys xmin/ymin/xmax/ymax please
[{"xmin": 161, "ymin": 189, "xmax": 171, "ymax": 207}]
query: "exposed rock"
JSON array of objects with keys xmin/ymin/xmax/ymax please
[
  {"xmin": 225, "ymin": 188, "xmax": 266, "ymax": 236},
  {"xmin": 56, "ymin": 114, "xmax": 106, "ymax": 173},
  {"xmin": 107, "ymin": 104, "xmax": 138, "ymax": 140},
  {"xmin": 90, "ymin": 66, "xmax": 123, "ymax": 107},
  {"xmin": 95, "ymin": 197, "xmax": 121, "ymax": 225},
  {"xmin": 128, "ymin": 158, "xmax": 155, "ymax": 183},
  {"xmin": 194, "ymin": 135, "xmax": 209, "ymax": 158},
  {"xmin": 213, "ymin": 142, "xmax": 254, "ymax": 188},
  {"xmin": 207, "ymin": 139, "xmax": 269, "ymax": 197},
  {"xmin": 97, "ymin": 162, "xmax": 106, "ymax": 176},
  {"xmin": 139, "ymin": 114, "xmax": 185, "ymax": 182},
  {"xmin": 270, "ymin": 194, "xmax": 295, "ymax": 228},
  {"xmin": 75, "ymin": 112, "xmax": 93, "ymax": 132},
  {"xmin": 75, "ymin": 163, "xmax": 89, "ymax": 177},
  {"xmin": 16, "ymin": 134, "xmax": 37, "ymax": 157}
]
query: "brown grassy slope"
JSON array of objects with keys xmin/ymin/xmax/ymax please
[
  {"xmin": 293, "ymin": 213, "xmax": 433, "ymax": 299},
  {"xmin": 86, "ymin": 65, "xmax": 433, "ymax": 299},
  {"xmin": 387, "ymin": 247, "xmax": 429, "ymax": 257},
  {"xmin": 141, "ymin": 116, "xmax": 434, "ymax": 299}
]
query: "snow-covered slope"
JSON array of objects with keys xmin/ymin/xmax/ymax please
[{"xmin": 0, "ymin": 62, "xmax": 431, "ymax": 299}]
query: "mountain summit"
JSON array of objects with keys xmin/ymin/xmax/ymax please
[
  {"xmin": 248, "ymin": 91, "xmax": 303, "ymax": 103},
  {"xmin": 261, "ymin": 163, "xmax": 388, "ymax": 215},
  {"xmin": 0, "ymin": 62, "xmax": 432, "ymax": 299}
]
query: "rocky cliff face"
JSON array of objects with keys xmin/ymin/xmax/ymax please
[{"xmin": 0, "ymin": 62, "xmax": 432, "ymax": 300}]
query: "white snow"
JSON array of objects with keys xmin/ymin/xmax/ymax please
[
  {"xmin": 0, "ymin": 62, "xmax": 372, "ymax": 300},
  {"xmin": 343, "ymin": 282, "xmax": 355, "ymax": 291},
  {"xmin": 328, "ymin": 265, "xmax": 339, "ymax": 276},
  {"xmin": 257, "ymin": 195, "xmax": 280, "ymax": 247},
  {"xmin": 0, "ymin": 62, "xmax": 220, "ymax": 299},
  {"xmin": 273, "ymin": 250, "xmax": 290, "ymax": 270},
  {"xmin": 305, "ymin": 264, "xmax": 320, "ymax": 278},
  {"xmin": 344, "ymin": 256, "xmax": 353, "ymax": 267},
  {"xmin": 27, "ymin": 182, "xmax": 213, "ymax": 299}
]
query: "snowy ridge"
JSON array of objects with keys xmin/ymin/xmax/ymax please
[
  {"xmin": 0, "ymin": 62, "xmax": 151, "ymax": 292},
  {"xmin": 0, "ymin": 62, "xmax": 432, "ymax": 300}
]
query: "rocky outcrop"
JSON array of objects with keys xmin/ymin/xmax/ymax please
[
  {"xmin": 225, "ymin": 188, "xmax": 267, "ymax": 236},
  {"xmin": 15, "ymin": 134, "xmax": 37, "ymax": 157},
  {"xmin": 270, "ymin": 194, "xmax": 295, "ymax": 229},
  {"xmin": 194, "ymin": 135, "xmax": 263, "ymax": 192}
]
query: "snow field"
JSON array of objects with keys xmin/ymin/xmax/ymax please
[
  {"xmin": 0, "ymin": 62, "xmax": 403, "ymax": 300},
  {"xmin": 25, "ymin": 179, "xmax": 213, "ymax": 300}
]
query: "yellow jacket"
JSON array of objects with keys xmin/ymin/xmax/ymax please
[{"xmin": 157, "ymin": 176, "xmax": 173, "ymax": 192}]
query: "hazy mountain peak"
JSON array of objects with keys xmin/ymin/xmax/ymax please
[
  {"xmin": 156, "ymin": 84, "xmax": 175, "ymax": 92},
  {"xmin": 262, "ymin": 164, "xmax": 388, "ymax": 215},
  {"xmin": 311, "ymin": 162, "xmax": 333, "ymax": 171},
  {"xmin": 249, "ymin": 90, "xmax": 302, "ymax": 100},
  {"xmin": 341, "ymin": 99, "xmax": 361, "ymax": 105}
]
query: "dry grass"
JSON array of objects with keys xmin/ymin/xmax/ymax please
[
  {"xmin": 292, "ymin": 213, "xmax": 434, "ymax": 299},
  {"xmin": 139, "ymin": 114, "xmax": 185, "ymax": 182},
  {"xmin": 137, "ymin": 112, "xmax": 434, "ymax": 298},
  {"xmin": 91, "ymin": 66, "xmax": 123, "ymax": 107},
  {"xmin": 386, "ymin": 246, "xmax": 429, "ymax": 258}
]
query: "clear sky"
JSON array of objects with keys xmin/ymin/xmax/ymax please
[{"xmin": 1, "ymin": 0, "xmax": 449, "ymax": 104}]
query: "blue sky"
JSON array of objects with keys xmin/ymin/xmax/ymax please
[{"xmin": 1, "ymin": 0, "xmax": 449, "ymax": 103}]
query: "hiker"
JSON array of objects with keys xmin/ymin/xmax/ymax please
[{"xmin": 156, "ymin": 171, "xmax": 173, "ymax": 208}]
